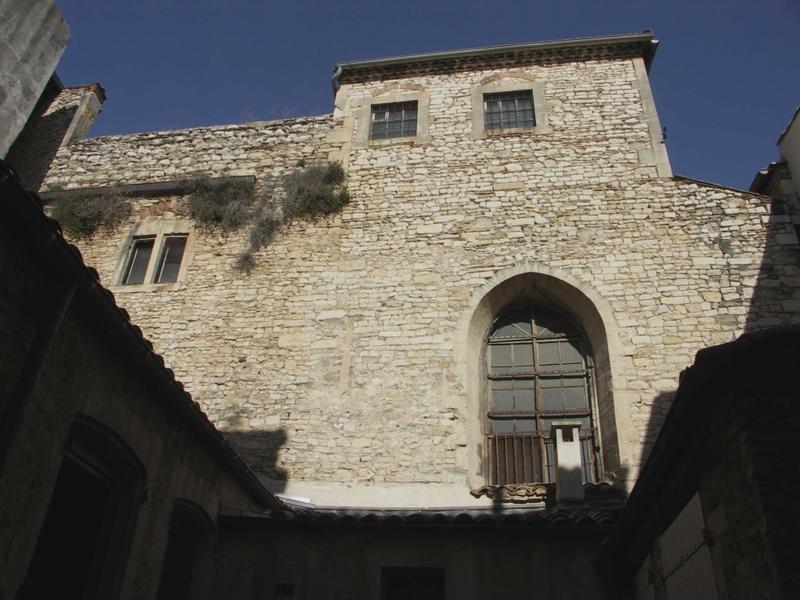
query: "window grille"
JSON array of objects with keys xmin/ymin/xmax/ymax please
[
  {"xmin": 486, "ymin": 306, "xmax": 597, "ymax": 485},
  {"xmin": 484, "ymin": 90, "xmax": 535, "ymax": 131},
  {"xmin": 370, "ymin": 101, "xmax": 418, "ymax": 140}
]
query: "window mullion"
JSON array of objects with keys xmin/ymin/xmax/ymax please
[{"xmin": 143, "ymin": 233, "xmax": 164, "ymax": 284}]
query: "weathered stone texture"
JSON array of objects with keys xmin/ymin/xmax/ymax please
[
  {"xmin": 42, "ymin": 58, "xmax": 800, "ymax": 497},
  {"xmin": 0, "ymin": 0, "xmax": 69, "ymax": 156},
  {"xmin": 7, "ymin": 84, "xmax": 103, "ymax": 190},
  {"xmin": 44, "ymin": 115, "xmax": 337, "ymax": 189}
]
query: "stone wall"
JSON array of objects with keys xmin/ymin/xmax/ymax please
[
  {"xmin": 8, "ymin": 84, "xmax": 105, "ymax": 191},
  {"xmin": 0, "ymin": 176, "xmax": 268, "ymax": 598},
  {"xmin": 41, "ymin": 56, "xmax": 800, "ymax": 506},
  {"xmin": 0, "ymin": 0, "xmax": 69, "ymax": 157},
  {"xmin": 215, "ymin": 517, "xmax": 608, "ymax": 600},
  {"xmin": 44, "ymin": 114, "xmax": 337, "ymax": 190}
]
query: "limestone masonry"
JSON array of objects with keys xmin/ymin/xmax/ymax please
[{"xmin": 40, "ymin": 34, "xmax": 800, "ymax": 508}]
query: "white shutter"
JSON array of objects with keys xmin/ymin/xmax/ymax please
[{"xmin": 659, "ymin": 494, "xmax": 718, "ymax": 600}]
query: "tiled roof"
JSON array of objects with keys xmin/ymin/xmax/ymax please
[
  {"xmin": 221, "ymin": 505, "xmax": 619, "ymax": 529},
  {"xmin": 1, "ymin": 159, "xmax": 281, "ymax": 510}
]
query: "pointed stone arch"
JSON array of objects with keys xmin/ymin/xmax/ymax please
[{"xmin": 454, "ymin": 263, "xmax": 630, "ymax": 490}]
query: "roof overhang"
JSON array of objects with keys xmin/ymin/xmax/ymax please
[{"xmin": 333, "ymin": 32, "xmax": 658, "ymax": 87}]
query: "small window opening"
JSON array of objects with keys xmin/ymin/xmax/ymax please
[
  {"xmin": 154, "ymin": 235, "xmax": 187, "ymax": 283},
  {"xmin": 156, "ymin": 501, "xmax": 214, "ymax": 600},
  {"xmin": 123, "ymin": 236, "xmax": 155, "ymax": 285},
  {"xmin": 370, "ymin": 101, "xmax": 418, "ymax": 140},
  {"xmin": 484, "ymin": 90, "xmax": 535, "ymax": 131},
  {"xmin": 380, "ymin": 567, "xmax": 445, "ymax": 600}
]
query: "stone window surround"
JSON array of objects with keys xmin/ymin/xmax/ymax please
[
  {"xmin": 455, "ymin": 265, "xmax": 630, "ymax": 494},
  {"xmin": 111, "ymin": 218, "xmax": 195, "ymax": 291},
  {"xmin": 470, "ymin": 75, "xmax": 550, "ymax": 139},
  {"xmin": 355, "ymin": 88, "xmax": 431, "ymax": 148}
]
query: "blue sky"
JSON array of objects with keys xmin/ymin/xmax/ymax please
[{"xmin": 56, "ymin": 0, "xmax": 798, "ymax": 190}]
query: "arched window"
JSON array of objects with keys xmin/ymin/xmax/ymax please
[{"xmin": 486, "ymin": 305, "xmax": 598, "ymax": 485}]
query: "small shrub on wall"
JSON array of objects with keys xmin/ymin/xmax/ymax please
[
  {"xmin": 52, "ymin": 194, "xmax": 132, "ymax": 238},
  {"xmin": 187, "ymin": 178, "xmax": 256, "ymax": 231},
  {"xmin": 282, "ymin": 162, "xmax": 349, "ymax": 222},
  {"xmin": 185, "ymin": 162, "xmax": 348, "ymax": 273}
]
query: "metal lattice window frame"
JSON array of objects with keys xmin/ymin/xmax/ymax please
[
  {"xmin": 369, "ymin": 101, "xmax": 418, "ymax": 140},
  {"xmin": 486, "ymin": 306, "xmax": 598, "ymax": 485},
  {"xmin": 483, "ymin": 90, "xmax": 536, "ymax": 131}
]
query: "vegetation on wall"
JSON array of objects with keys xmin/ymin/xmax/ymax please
[
  {"xmin": 51, "ymin": 194, "xmax": 133, "ymax": 239},
  {"xmin": 186, "ymin": 162, "xmax": 349, "ymax": 273},
  {"xmin": 282, "ymin": 162, "xmax": 349, "ymax": 222},
  {"xmin": 187, "ymin": 177, "xmax": 256, "ymax": 231}
]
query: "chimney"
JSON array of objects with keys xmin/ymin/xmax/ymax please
[
  {"xmin": 551, "ymin": 422, "xmax": 585, "ymax": 504},
  {"xmin": 53, "ymin": 83, "xmax": 106, "ymax": 145},
  {"xmin": 5, "ymin": 82, "xmax": 106, "ymax": 191}
]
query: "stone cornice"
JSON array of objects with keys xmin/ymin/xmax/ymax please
[
  {"xmin": 39, "ymin": 174, "xmax": 256, "ymax": 202},
  {"xmin": 335, "ymin": 33, "xmax": 658, "ymax": 85}
]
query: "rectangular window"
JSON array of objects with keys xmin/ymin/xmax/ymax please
[
  {"xmin": 484, "ymin": 90, "xmax": 535, "ymax": 131},
  {"xmin": 154, "ymin": 235, "xmax": 188, "ymax": 283},
  {"xmin": 380, "ymin": 567, "xmax": 444, "ymax": 600},
  {"xmin": 123, "ymin": 237, "xmax": 155, "ymax": 285},
  {"xmin": 370, "ymin": 101, "xmax": 418, "ymax": 140}
]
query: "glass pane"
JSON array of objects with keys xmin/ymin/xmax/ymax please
[
  {"xmin": 563, "ymin": 384, "xmax": 588, "ymax": 410},
  {"xmin": 514, "ymin": 384, "xmax": 535, "ymax": 412},
  {"xmin": 490, "ymin": 418, "xmax": 514, "ymax": 434},
  {"xmin": 490, "ymin": 344, "xmax": 512, "ymax": 367},
  {"xmin": 560, "ymin": 340, "xmax": 584, "ymax": 367},
  {"xmin": 539, "ymin": 377, "xmax": 588, "ymax": 411},
  {"xmin": 492, "ymin": 311, "xmax": 531, "ymax": 338},
  {"xmin": 401, "ymin": 120, "xmax": 417, "ymax": 137},
  {"xmin": 512, "ymin": 343, "xmax": 533, "ymax": 367},
  {"xmin": 539, "ymin": 381, "xmax": 563, "ymax": 411},
  {"xmin": 515, "ymin": 418, "xmax": 536, "ymax": 433},
  {"xmin": 485, "ymin": 114, "xmax": 501, "ymax": 129},
  {"xmin": 491, "ymin": 388, "xmax": 514, "ymax": 412},
  {"xmin": 539, "ymin": 418, "xmax": 556, "ymax": 435},
  {"xmin": 124, "ymin": 238, "xmax": 154, "ymax": 285},
  {"xmin": 537, "ymin": 341, "xmax": 561, "ymax": 368},
  {"xmin": 156, "ymin": 236, "xmax": 187, "ymax": 283}
]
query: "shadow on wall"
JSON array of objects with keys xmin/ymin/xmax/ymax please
[
  {"xmin": 6, "ymin": 104, "xmax": 78, "ymax": 192},
  {"xmin": 640, "ymin": 195, "xmax": 800, "ymax": 469},
  {"xmin": 641, "ymin": 391, "xmax": 677, "ymax": 468},
  {"xmin": 744, "ymin": 198, "xmax": 800, "ymax": 333},
  {"xmin": 224, "ymin": 428, "xmax": 288, "ymax": 493}
]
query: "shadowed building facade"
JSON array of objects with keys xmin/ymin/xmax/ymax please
[{"xmin": 4, "ymin": 23, "xmax": 800, "ymax": 599}]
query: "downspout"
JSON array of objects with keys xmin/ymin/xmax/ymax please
[{"xmin": 331, "ymin": 65, "xmax": 343, "ymax": 99}]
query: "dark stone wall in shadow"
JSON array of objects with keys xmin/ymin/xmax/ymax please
[
  {"xmin": 744, "ymin": 198, "xmax": 800, "ymax": 332},
  {"xmin": 641, "ymin": 391, "xmax": 677, "ymax": 466},
  {"xmin": 6, "ymin": 86, "xmax": 75, "ymax": 192}
]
